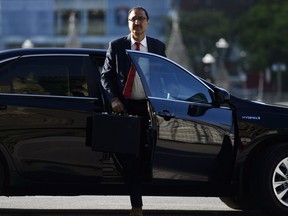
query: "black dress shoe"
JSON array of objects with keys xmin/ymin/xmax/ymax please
[{"xmin": 130, "ymin": 207, "xmax": 143, "ymax": 216}]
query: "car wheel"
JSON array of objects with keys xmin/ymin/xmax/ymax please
[{"xmin": 252, "ymin": 143, "xmax": 288, "ymax": 216}]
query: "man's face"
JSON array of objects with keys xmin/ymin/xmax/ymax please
[{"xmin": 128, "ymin": 9, "xmax": 149, "ymax": 40}]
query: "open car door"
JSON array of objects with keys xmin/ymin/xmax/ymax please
[{"xmin": 127, "ymin": 50, "xmax": 235, "ymax": 183}]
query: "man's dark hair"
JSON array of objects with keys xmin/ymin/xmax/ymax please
[{"xmin": 128, "ymin": 6, "xmax": 149, "ymax": 20}]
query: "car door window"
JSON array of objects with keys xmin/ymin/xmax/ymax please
[
  {"xmin": 0, "ymin": 55, "xmax": 90, "ymax": 97},
  {"xmin": 133, "ymin": 52, "xmax": 213, "ymax": 104}
]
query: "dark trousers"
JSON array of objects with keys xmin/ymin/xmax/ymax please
[{"xmin": 117, "ymin": 99, "xmax": 148, "ymax": 208}]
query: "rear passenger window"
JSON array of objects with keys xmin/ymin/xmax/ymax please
[{"xmin": 0, "ymin": 55, "xmax": 90, "ymax": 97}]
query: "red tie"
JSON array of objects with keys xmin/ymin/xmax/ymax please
[{"xmin": 123, "ymin": 42, "xmax": 141, "ymax": 99}]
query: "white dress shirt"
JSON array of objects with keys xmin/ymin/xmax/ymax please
[{"xmin": 129, "ymin": 37, "xmax": 147, "ymax": 100}]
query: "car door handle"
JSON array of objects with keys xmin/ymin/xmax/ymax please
[{"xmin": 158, "ymin": 110, "xmax": 175, "ymax": 121}]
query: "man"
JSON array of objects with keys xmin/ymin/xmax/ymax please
[{"xmin": 101, "ymin": 6, "xmax": 166, "ymax": 216}]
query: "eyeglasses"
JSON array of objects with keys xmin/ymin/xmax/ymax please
[{"xmin": 128, "ymin": 16, "xmax": 147, "ymax": 22}]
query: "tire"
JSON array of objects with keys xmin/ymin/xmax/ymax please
[{"xmin": 251, "ymin": 143, "xmax": 288, "ymax": 216}]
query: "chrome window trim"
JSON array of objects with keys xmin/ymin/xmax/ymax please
[
  {"xmin": 0, "ymin": 92, "xmax": 98, "ymax": 100},
  {"xmin": 20, "ymin": 53, "xmax": 89, "ymax": 57},
  {"xmin": 0, "ymin": 56, "xmax": 21, "ymax": 64}
]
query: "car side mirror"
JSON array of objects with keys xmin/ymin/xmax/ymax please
[{"xmin": 213, "ymin": 87, "xmax": 230, "ymax": 105}]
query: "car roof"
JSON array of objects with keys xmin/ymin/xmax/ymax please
[{"xmin": 0, "ymin": 48, "xmax": 107, "ymax": 60}]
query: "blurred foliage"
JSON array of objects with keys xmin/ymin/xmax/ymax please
[
  {"xmin": 179, "ymin": 10, "xmax": 230, "ymax": 72},
  {"xmin": 179, "ymin": 0, "xmax": 288, "ymax": 73},
  {"xmin": 235, "ymin": 0, "xmax": 288, "ymax": 72}
]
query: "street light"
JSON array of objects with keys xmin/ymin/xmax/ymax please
[
  {"xmin": 214, "ymin": 38, "xmax": 230, "ymax": 90},
  {"xmin": 272, "ymin": 63, "xmax": 286, "ymax": 100},
  {"xmin": 215, "ymin": 38, "xmax": 229, "ymax": 63},
  {"xmin": 202, "ymin": 53, "xmax": 216, "ymax": 82},
  {"xmin": 215, "ymin": 38, "xmax": 229, "ymax": 49},
  {"xmin": 202, "ymin": 53, "xmax": 215, "ymax": 64},
  {"xmin": 22, "ymin": 39, "xmax": 34, "ymax": 48}
]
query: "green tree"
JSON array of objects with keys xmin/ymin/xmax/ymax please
[
  {"xmin": 179, "ymin": 10, "xmax": 230, "ymax": 74},
  {"xmin": 235, "ymin": 0, "xmax": 288, "ymax": 72}
]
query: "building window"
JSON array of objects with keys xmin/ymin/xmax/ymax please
[
  {"xmin": 55, "ymin": 9, "xmax": 105, "ymax": 36},
  {"xmin": 87, "ymin": 10, "xmax": 105, "ymax": 35},
  {"xmin": 55, "ymin": 10, "xmax": 80, "ymax": 36}
]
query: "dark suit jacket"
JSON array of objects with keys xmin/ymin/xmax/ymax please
[{"xmin": 101, "ymin": 34, "xmax": 166, "ymax": 102}]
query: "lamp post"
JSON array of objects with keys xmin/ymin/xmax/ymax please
[
  {"xmin": 214, "ymin": 38, "xmax": 230, "ymax": 90},
  {"xmin": 22, "ymin": 39, "xmax": 34, "ymax": 48},
  {"xmin": 216, "ymin": 38, "xmax": 229, "ymax": 49},
  {"xmin": 272, "ymin": 63, "xmax": 286, "ymax": 101},
  {"xmin": 202, "ymin": 53, "xmax": 216, "ymax": 82},
  {"xmin": 202, "ymin": 53, "xmax": 215, "ymax": 64},
  {"xmin": 215, "ymin": 38, "xmax": 229, "ymax": 66}
]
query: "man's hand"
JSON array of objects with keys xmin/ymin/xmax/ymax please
[{"xmin": 111, "ymin": 97, "xmax": 125, "ymax": 113}]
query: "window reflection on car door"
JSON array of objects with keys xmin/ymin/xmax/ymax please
[{"xmin": 128, "ymin": 51, "xmax": 235, "ymax": 183}]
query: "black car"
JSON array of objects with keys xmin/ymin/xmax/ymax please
[{"xmin": 0, "ymin": 48, "xmax": 287, "ymax": 215}]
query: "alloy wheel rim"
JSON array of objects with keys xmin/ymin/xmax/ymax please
[{"xmin": 272, "ymin": 157, "xmax": 288, "ymax": 207}]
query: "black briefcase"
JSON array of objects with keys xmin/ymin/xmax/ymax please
[{"xmin": 91, "ymin": 113, "xmax": 142, "ymax": 155}]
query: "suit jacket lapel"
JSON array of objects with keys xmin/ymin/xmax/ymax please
[
  {"xmin": 125, "ymin": 34, "xmax": 132, "ymax": 50},
  {"xmin": 123, "ymin": 35, "xmax": 132, "ymax": 77}
]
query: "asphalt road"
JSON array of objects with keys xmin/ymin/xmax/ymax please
[{"xmin": 0, "ymin": 196, "xmax": 266, "ymax": 216}]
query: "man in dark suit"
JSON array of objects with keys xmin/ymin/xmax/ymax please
[{"xmin": 101, "ymin": 6, "xmax": 166, "ymax": 216}]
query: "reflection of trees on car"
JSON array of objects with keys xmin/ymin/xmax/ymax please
[{"xmin": 157, "ymin": 116, "xmax": 223, "ymax": 146}]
